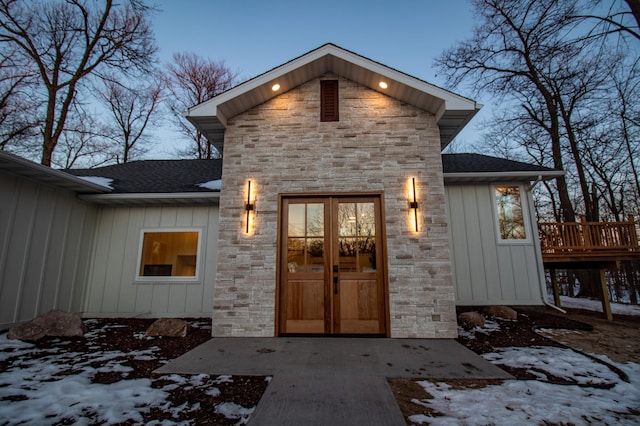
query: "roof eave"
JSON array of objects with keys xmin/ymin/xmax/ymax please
[
  {"xmin": 444, "ymin": 170, "xmax": 564, "ymax": 184},
  {"xmin": 78, "ymin": 192, "xmax": 220, "ymax": 206},
  {"xmin": 185, "ymin": 44, "xmax": 480, "ymax": 150},
  {"xmin": 0, "ymin": 151, "xmax": 111, "ymax": 193},
  {"xmin": 438, "ymin": 104, "xmax": 483, "ymax": 149}
]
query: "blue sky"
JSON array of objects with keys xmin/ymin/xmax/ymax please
[{"xmin": 150, "ymin": 0, "xmax": 483, "ymax": 151}]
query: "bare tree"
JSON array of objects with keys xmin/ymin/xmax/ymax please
[
  {"xmin": 97, "ymin": 76, "xmax": 164, "ymax": 163},
  {"xmin": 166, "ymin": 52, "xmax": 238, "ymax": 159},
  {"xmin": 0, "ymin": 0, "xmax": 157, "ymax": 166},
  {"xmin": 0, "ymin": 51, "xmax": 37, "ymax": 150},
  {"xmin": 52, "ymin": 105, "xmax": 114, "ymax": 169},
  {"xmin": 436, "ymin": 0, "xmax": 640, "ymax": 299},
  {"xmin": 436, "ymin": 0, "xmax": 585, "ymax": 222},
  {"xmin": 576, "ymin": 0, "xmax": 640, "ymax": 41}
]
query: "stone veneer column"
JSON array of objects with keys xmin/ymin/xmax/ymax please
[{"xmin": 212, "ymin": 75, "xmax": 457, "ymax": 338}]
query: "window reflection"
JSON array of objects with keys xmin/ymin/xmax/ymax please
[
  {"xmin": 495, "ymin": 186, "xmax": 526, "ymax": 240},
  {"xmin": 338, "ymin": 202, "xmax": 376, "ymax": 272},
  {"xmin": 287, "ymin": 203, "xmax": 325, "ymax": 272}
]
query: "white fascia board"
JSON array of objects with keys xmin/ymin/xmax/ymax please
[
  {"xmin": 444, "ymin": 170, "xmax": 564, "ymax": 182},
  {"xmin": 0, "ymin": 150, "xmax": 110, "ymax": 193},
  {"xmin": 328, "ymin": 46, "xmax": 478, "ymax": 108},
  {"xmin": 185, "ymin": 44, "xmax": 479, "ymax": 123},
  {"xmin": 184, "ymin": 47, "xmax": 329, "ymax": 122},
  {"xmin": 78, "ymin": 192, "xmax": 220, "ymax": 203}
]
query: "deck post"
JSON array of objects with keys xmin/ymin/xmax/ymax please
[
  {"xmin": 598, "ymin": 268, "xmax": 613, "ymax": 321},
  {"xmin": 550, "ymin": 269, "xmax": 561, "ymax": 308}
]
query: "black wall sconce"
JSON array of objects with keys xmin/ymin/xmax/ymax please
[
  {"xmin": 409, "ymin": 177, "xmax": 419, "ymax": 232},
  {"xmin": 245, "ymin": 180, "xmax": 254, "ymax": 233}
]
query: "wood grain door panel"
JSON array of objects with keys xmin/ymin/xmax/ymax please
[{"xmin": 279, "ymin": 196, "xmax": 386, "ymax": 335}]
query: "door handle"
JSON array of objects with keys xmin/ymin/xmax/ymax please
[{"xmin": 333, "ymin": 276, "xmax": 338, "ymax": 294}]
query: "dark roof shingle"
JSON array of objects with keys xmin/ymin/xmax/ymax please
[
  {"xmin": 66, "ymin": 159, "xmax": 222, "ymax": 193},
  {"xmin": 442, "ymin": 153, "xmax": 558, "ymax": 174},
  {"xmin": 64, "ymin": 154, "xmax": 558, "ymax": 195}
]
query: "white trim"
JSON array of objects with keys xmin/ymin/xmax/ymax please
[
  {"xmin": 184, "ymin": 43, "xmax": 481, "ymax": 148},
  {"xmin": 491, "ymin": 184, "xmax": 533, "ymax": 245},
  {"xmin": 78, "ymin": 192, "xmax": 220, "ymax": 203},
  {"xmin": 134, "ymin": 228, "xmax": 203, "ymax": 283},
  {"xmin": 0, "ymin": 150, "xmax": 110, "ymax": 193},
  {"xmin": 527, "ymin": 185, "xmax": 551, "ymax": 305},
  {"xmin": 444, "ymin": 170, "xmax": 564, "ymax": 183}
]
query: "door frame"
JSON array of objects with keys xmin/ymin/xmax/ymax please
[{"xmin": 274, "ymin": 191, "xmax": 390, "ymax": 336}]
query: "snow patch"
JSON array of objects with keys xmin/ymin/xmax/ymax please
[
  {"xmin": 457, "ymin": 320, "xmax": 501, "ymax": 339},
  {"xmin": 411, "ymin": 347, "xmax": 640, "ymax": 425},
  {"xmin": 76, "ymin": 176, "xmax": 113, "ymax": 189},
  {"xmin": 482, "ymin": 346, "xmax": 620, "ymax": 385},
  {"xmin": 197, "ymin": 180, "xmax": 221, "ymax": 191},
  {"xmin": 0, "ymin": 321, "xmax": 232, "ymax": 425},
  {"xmin": 559, "ymin": 296, "xmax": 640, "ymax": 316},
  {"xmin": 215, "ymin": 402, "xmax": 254, "ymax": 424}
]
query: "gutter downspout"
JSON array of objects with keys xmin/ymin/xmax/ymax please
[{"xmin": 527, "ymin": 176, "xmax": 567, "ymax": 314}]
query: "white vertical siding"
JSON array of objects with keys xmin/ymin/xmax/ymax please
[
  {"xmin": 445, "ymin": 184, "xmax": 544, "ymax": 305},
  {"xmin": 84, "ymin": 204, "xmax": 218, "ymax": 317},
  {"xmin": 0, "ymin": 171, "xmax": 97, "ymax": 329}
]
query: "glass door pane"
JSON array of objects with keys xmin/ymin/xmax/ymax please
[
  {"xmin": 283, "ymin": 201, "xmax": 326, "ymax": 333},
  {"xmin": 338, "ymin": 202, "xmax": 376, "ymax": 272},
  {"xmin": 335, "ymin": 200, "xmax": 381, "ymax": 334}
]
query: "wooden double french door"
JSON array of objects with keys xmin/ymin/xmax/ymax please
[{"xmin": 278, "ymin": 195, "xmax": 387, "ymax": 335}]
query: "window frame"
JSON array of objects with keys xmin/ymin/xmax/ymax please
[
  {"xmin": 134, "ymin": 227, "xmax": 203, "ymax": 283},
  {"xmin": 491, "ymin": 184, "xmax": 532, "ymax": 244}
]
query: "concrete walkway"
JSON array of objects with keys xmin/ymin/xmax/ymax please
[{"xmin": 156, "ymin": 338, "xmax": 512, "ymax": 425}]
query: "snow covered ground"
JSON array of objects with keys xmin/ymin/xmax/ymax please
[
  {"xmin": 410, "ymin": 299, "xmax": 640, "ymax": 425},
  {"xmin": 410, "ymin": 348, "xmax": 640, "ymax": 425},
  {"xmin": 2, "ymin": 298, "xmax": 638, "ymax": 425},
  {"xmin": 0, "ymin": 323, "xmax": 262, "ymax": 425},
  {"xmin": 559, "ymin": 295, "xmax": 640, "ymax": 316}
]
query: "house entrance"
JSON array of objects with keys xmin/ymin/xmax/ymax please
[{"xmin": 278, "ymin": 195, "xmax": 387, "ymax": 335}]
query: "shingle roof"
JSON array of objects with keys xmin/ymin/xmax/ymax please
[
  {"xmin": 442, "ymin": 153, "xmax": 557, "ymax": 174},
  {"xmin": 66, "ymin": 159, "xmax": 222, "ymax": 193},
  {"xmin": 63, "ymin": 153, "xmax": 560, "ymax": 196}
]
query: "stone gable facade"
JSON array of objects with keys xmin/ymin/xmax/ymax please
[{"xmin": 213, "ymin": 75, "xmax": 457, "ymax": 338}]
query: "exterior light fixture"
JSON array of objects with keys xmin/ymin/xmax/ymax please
[
  {"xmin": 409, "ymin": 177, "xmax": 419, "ymax": 232},
  {"xmin": 272, "ymin": 83, "xmax": 280, "ymax": 91},
  {"xmin": 245, "ymin": 180, "xmax": 254, "ymax": 233},
  {"xmin": 379, "ymin": 81, "xmax": 388, "ymax": 89}
]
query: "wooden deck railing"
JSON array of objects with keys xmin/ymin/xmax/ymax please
[{"xmin": 538, "ymin": 215, "xmax": 640, "ymax": 258}]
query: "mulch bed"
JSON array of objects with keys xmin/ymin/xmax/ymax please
[
  {"xmin": 4, "ymin": 308, "xmax": 637, "ymax": 424},
  {"xmin": 456, "ymin": 307, "xmax": 592, "ymax": 352},
  {"xmin": 1, "ymin": 318, "xmax": 269, "ymax": 425},
  {"xmin": 455, "ymin": 307, "xmax": 596, "ymax": 381}
]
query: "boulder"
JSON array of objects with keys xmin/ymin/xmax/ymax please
[
  {"xmin": 458, "ymin": 311, "xmax": 485, "ymax": 328},
  {"xmin": 146, "ymin": 318, "xmax": 189, "ymax": 337},
  {"xmin": 8, "ymin": 310, "xmax": 86, "ymax": 341},
  {"xmin": 484, "ymin": 305, "xmax": 518, "ymax": 320}
]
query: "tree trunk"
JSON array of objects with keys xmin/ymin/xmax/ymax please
[
  {"xmin": 625, "ymin": 0, "xmax": 640, "ymax": 30},
  {"xmin": 623, "ymin": 260, "xmax": 639, "ymax": 304},
  {"xmin": 575, "ymin": 269, "xmax": 603, "ymax": 298}
]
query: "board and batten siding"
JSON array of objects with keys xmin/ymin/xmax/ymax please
[
  {"xmin": 445, "ymin": 184, "xmax": 545, "ymax": 305},
  {"xmin": 0, "ymin": 171, "xmax": 97, "ymax": 330},
  {"xmin": 83, "ymin": 204, "xmax": 218, "ymax": 317}
]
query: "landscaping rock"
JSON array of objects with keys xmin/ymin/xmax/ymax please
[
  {"xmin": 484, "ymin": 305, "xmax": 518, "ymax": 320},
  {"xmin": 458, "ymin": 311, "xmax": 486, "ymax": 328},
  {"xmin": 146, "ymin": 318, "xmax": 189, "ymax": 337},
  {"xmin": 8, "ymin": 309, "xmax": 86, "ymax": 341}
]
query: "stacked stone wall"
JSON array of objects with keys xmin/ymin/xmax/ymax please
[{"xmin": 213, "ymin": 75, "xmax": 457, "ymax": 338}]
